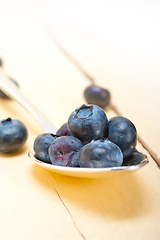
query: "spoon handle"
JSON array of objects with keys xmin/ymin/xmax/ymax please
[{"xmin": 0, "ymin": 69, "xmax": 57, "ymax": 133}]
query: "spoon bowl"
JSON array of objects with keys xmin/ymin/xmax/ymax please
[
  {"xmin": 0, "ymin": 69, "xmax": 149, "ymax": 178},
  {"xmin": 28, "ymin": 150, "xmax": 148, "ymax": 178}
]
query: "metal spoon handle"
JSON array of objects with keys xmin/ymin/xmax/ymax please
[{"xmin": 0, "ymin": 69, "xmax": 57, "ymax": 133}]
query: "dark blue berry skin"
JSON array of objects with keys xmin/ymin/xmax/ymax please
[
  {"xmin": 84, "ymin": 85, "xmax": 111, "ymax": 108},
  {"xmin": 0, "ymin": 118, "xmax": 28, "ymax": 153},
  {"xmin": 0, "ymin": 77, "xmax": 19, "ymax": 99},
  {"xmin": 122, "ymin": 150, "xmax": 147, "ymax": 166},
  {"xmin": 79, "ymin": 139, "xmax": 123, "ymax": 168},
  {"xmin": 56, "ymin": 123, "xmax": 72, "ymax": 136},
  {"xmin": 68, "ymin": 104, "xmax": 108, "ymax": 145},
  {"xmin": 48, "ymin": 136, "xmax": 83, "ymax": 167},
  {"xmin": 106, "ymin": 116, "xmax": 137, "ymax": 158},
  {"xmin": 34, "ymin": 133, "xmax": 59, "ymax": 163}
]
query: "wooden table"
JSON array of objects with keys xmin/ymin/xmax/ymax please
[{"xmin": 0, "ymin": 1, "xmax": 160, "ymax": 239}]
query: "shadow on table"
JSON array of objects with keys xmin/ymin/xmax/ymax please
[{"xmin": 32, "ymin": 163, "xmax": 152, "ymax": 220}]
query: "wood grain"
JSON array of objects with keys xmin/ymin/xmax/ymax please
[{"xmin": 0, "ymin": 1, "xmax": 160, "ymax": 240}]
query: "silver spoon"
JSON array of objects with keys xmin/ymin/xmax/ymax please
[{"xmin": 0, "ymin": 69, "xmax": 149, "ymax": 178}]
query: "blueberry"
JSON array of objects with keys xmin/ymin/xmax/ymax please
[
  {"xmin": 0, "ymin": 58, "xmax": 3, "ymax": 67},
  {"xmin": 48, "ymin": 136, "xmax": 83, "ymax": 167},
  {"xmin": 106, "ymin": 116, "xmax": 137, "ymax": 158},
  {"xmin": 68, "ymin": 104, "xmax": 108, "ymax": 145},
  {"xmin": 56, "ymin": 122, "xmax": 72, "ymax": 136},
  {"xmin": 84, "ymin": 85, "xmax": 111, "ymax": 108},
  {"xmin": 0, "ymin": 77, "xmax": 19, "ymax": 99},
  {"xmin": 79, "ymin": 139, "xmax": 123, "ymax": 168},
  {"xmin": 122, "ymin": 150, "xmax": 147, "ymax": 166},
  {"xmin": 0, "ymin": 118, "xmax": 28, "ymax": 153},
  {"xmin": 34, "ymin": 133, "xmax": 59, "ymax": 163}
]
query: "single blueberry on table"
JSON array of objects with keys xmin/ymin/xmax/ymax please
[
  {"xmin": 106, "ymin": 116, "xmax": 137, "ymax": 158},
  {"xmin": 0, "ymin": 118, "xmax": 28, "ymax": 153},
  {"xmin": 56, "ymin": 122, "xmax": 72, "ymax": 136},
  {"xmin": 48, "ymin": 136, "xmax": 83, "ymax": 167},
  {"xmin": 79, "ymin": 139, "xmax": 123, "ymax": 168},
  {"xmin": 0, "ymin": 77, "xmax": 19, "ymax": 99},
  {"xmin": 34, "ymin": 133, "xmax": 59, "ymax": 163},
  {"xmin": 68, "ymin": 104, "xmax": 108, "ymax": 145},
  {"xmin": 84, "ymin": 85, "xmax": 111, "ymax": 108}
]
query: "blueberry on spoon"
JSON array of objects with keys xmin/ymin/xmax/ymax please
[
  {"xmin": 56, "ymin": 122, "xmax": 72, "ymax": 136},
  {"xmin": 122, "ymin": 150, "xmax": 147, "ymax": 166},
  {"xmin": 49, "ymin": 136, "xmax": 83, "ymax": 167},
  {"xmin": 34, "ymin": 133, "xmax": 59, "ymax": 163},
  {"xmin": 68, "ymin": 104, "xmax": 108, "ymax": 145},
  {"xmin": 79, "ymin": 139, "xmax": 123, "ymax": 168},
  {"xmin": 106, "ymin": 116, "xmax": 137, "ymax": 158}
]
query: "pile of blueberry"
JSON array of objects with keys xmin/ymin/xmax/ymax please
[
  {"xmin": 0, "ymin": 56, "xmax": 145, "ymax": 166},
  {"xmin": 34, "ymin": 104, "xmax": 139, "ymax": 168}
]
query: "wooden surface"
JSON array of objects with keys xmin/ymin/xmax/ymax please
[{"xmin": 0, "ymin": 1, "xmax": 160, "ymax": 239}]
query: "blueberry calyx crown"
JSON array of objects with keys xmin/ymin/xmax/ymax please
[
  {"xmin": 1, "ymin": 118, "xmax": 12, "ymax": 125},
  {"xmin": 50, "ymin": 133, "xmax": 60, "ymax": 138},
  {"xmin": 75, "ymin": 104, "xmax": 93, "ymax": 119},
  {"xmin": 93, "ymin": 138, "xmax": 105, "ymax": 142}
]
